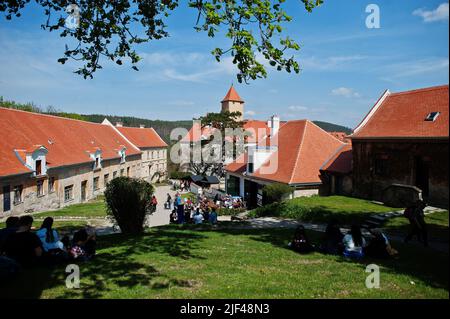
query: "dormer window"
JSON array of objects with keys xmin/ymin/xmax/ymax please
[
  {"xmin": 93, "ymin": 155, "xmax": 102, "ymax": 170},
  {"xmin": 35, "ymin": 160, "xmax": 42, "ymax": 176},
  {"xmin": 119, "ymin": 148, "xmax": 126, "ymax": 164},
  {"xmin": 425, "ymin": 112, "xmax": 440, "ymax": 121}
]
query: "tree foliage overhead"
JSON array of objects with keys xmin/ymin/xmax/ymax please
[{"xmin": 0, "ymin": 0, "xmax": 323, "ymax": 82}]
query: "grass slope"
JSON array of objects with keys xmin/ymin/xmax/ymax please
[
  {"xmin": 1, "ymin": 225, "xmax": 447, "ymax": 299},
  {"xmin": 249, "ymin": 195, "xmax": 399, "ymax": 225}
]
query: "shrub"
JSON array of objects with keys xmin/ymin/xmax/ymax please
[
  {"xmin": 262, "ymin": 183, "xmax": 294, "ymax": 205},
  {"xmin": 104, "ymin": 177, "xmax": 154, "ymax": 234},
  {"xmin": 217, "ymin": 207, "xmax": 246, "ymax": 216},
  {"xmin": 169, "ymin": 171, "xmax": 191, "ymax": 180}
]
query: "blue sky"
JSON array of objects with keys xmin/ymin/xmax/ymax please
[{"xmin": 0, "ymin": 0, "xmax": 448, "ymax": 128}]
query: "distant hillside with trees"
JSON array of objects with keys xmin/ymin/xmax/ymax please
[{"xmin": 0, "ymin": 97, "xmax": 353, "ymax": 142}]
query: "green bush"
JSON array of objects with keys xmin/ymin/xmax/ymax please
[
  {"xmin": 217, "ymin": 207, "xmax": 246, "ymax": 216},
  {"xmin": 169, "ymin": 171, "xmax": 191, "ymax": 180},
  {"xmin": 262, "ymin": 183, "xmax": 294, "ymax": 205},
  {"xmin": 104, "ymin": 177, "xmax": 154, "ymax": 234}
]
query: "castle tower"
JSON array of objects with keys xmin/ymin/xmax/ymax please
[{"xmin": 221, "ymin": 85, "xmax": 244, "ymax": 121}]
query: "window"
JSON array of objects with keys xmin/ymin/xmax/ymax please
[
  {"xmin": 113, "ymin": 171, "xmax": 117, "ymax": 178},
  {"xmin": 248, "ymin": 162, "xmax": 254, "ymax": 174},
  {"xmin": 35, "ymin": 160, "xmax": 42, "ymax": 176},
  {"xmin": 374, "ymin": 156, "xmax": 389, "ymax": 176},
  {"xmin": 94, "ymin": 157, "xmax": 101, "ymax": 169},
  {"xmin": 120, "ymin": 150, "xmax": 126, "ymax": 163},
  {"xmin": 37, "ymin": 180, "xmax": 44, "ymax": 197},
  {"xmin": 104, "ymin": 174, "xmax": 109, "ymax": 186},
  {"xmin": 425, "ymin": 112, "xmax": 440, "ymax": 121},
  {"xmin": 48, "ymin": 177, "xmax": 56, "ymax": 193},
  {"xmin": 120, "ymin": 169, "xmax": 124, "ymax": 176},
  {"xmin": 93, "ymin": 177, "xmax": 100, "ymax": 190},
  {"xmin": 64, "ymin": 185, "xmax": 74, "ymax": 202},
  {"xmin": 127, "ymin": 167, "xmax": 130, "ymax": 177},
  {"xmin": 13, "ymin": 185, "xmax": 23, "ymax": 204}
]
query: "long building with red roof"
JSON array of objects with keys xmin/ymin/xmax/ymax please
[
  {"xmin": 0, "ymin": 107, "xmax": 167, "ymax": 216},
  {"xmin": 328, "ymin": 84, "xmax": 449, "ymax": 207}
]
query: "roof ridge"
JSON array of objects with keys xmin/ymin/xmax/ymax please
[
  {"xmin": 390, "ymin": 84, "xmax": 448, "ymax": 96},
  {"xmin": 288, "ymin": 121, "xmax": 308, "ymax": 184},
  {"xmin": 0, "ymin": 106, "xmax": 103, "ymax": 126},
  {"xmin": 307, "ymin": 119, "xmax": 346, "ymax": 145}
]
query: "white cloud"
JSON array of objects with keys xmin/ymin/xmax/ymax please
[
  {"xmin": 288, "ymin": 105, "xmax": 308, "ymax": 111},
  {"xmin": 245, "ymin": 110, "xmax": 256, "ymax": 116},
  {"xmin": 413, "ymin": 3, "xmax": 449, "ymax": 23},
  {"xmin": 380, "ymin": 57, "xmax": 449, "ymax": 80},
  {"xmin": 331, "ymin": 87, "xmax": 361, "ymax": 98},
  {"xmin": 300, "ymin": 55, "xmax": 369, "ymax": 71}
]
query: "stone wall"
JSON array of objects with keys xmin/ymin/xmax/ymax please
[
  {"xmin": 0, "ymin": 154, "xmax": 142, "ymax": 216},
  {"xmin": 352, "ymin": 139, "xmax": 449, "ymax": 208}
]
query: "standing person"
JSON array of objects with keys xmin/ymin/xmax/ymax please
[
  {"xmin": 209, "ymin": 207, "xmax": 218, "ymax": 224},
  {"xmin": 3, "ymin": 216, "xmax": 43, "ymax": 267},
  {"xmin": 150, "ymin": 195, "xmax": 158, "ymax": 213},
  {"xmin": 404, "ymin": 201, "xmax": 427, "ymax": 246},
  {"xmin": 202, "ymin": 206, "xmax": 210, "ymax": 223},
  {"xmin": 166, "ymin": 193, "xmax": 172, "ymax": 210},
  {"xmin": 415, "ymin": 200, "xmax": 429, "ymax": 247},
  {"xmin": 176, "ymin": 194, "xmax": 185, "ymax": 224},
  {"xmin": 342, "ymin": 225, "xmax": 367, "ymax": 259}
]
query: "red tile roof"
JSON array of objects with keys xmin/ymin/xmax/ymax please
[
  {"xmin": 0, "ymin": 107, "xmax": 141, "ymax": 177},
  {"xmin": 222, "ymin": 86, "xmax": 244, "ymax": 103},
  {"xmin": 352, "ymin": 85, "xmax": 449, "ymax": 139},
  {"xmin": 320, "ymin": 143, "xmax": 353, "ymax": 175},
  {"xmin": 116, "ymin": 126, "xmax": 167, "ymax": 149},
  {"xmin": 182, "ymin": 120, "xmax": 272, "ymax": 143},
  {"xmin": 226, "ymin": 120, "xmax": 345, "ymax": 184}
]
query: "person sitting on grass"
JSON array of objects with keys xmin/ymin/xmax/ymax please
[
  {"xmin": 209, "ymin": 207, "xmax": 218, "ymax": 224},
  {"xmin": 69, "ymin": 228, "xmax": 96, "ymax": 261},
  {"xmin": 36, "ymin": 217, "xmax": 67, "ymax": 258},
  {"xmin": 0, "ymin": 216, "xmax": 20, "ymax": 254},
  {"xmin": 365, "ymin": 228, "xmax": 398, "ymax": 259},
  {"xmin": 3, "ymin": 216, "xmax": 43, "ymax": 267},
  {"xmin": 288, "ymin": 225, "xmax": 314, "ymax": 253},
  {"xmin": 321, "ymin": 219, "xmax": 344, "ymax": 255},
  {"xmin": 342, "ymin": 225, "xmax": 366, "ymax": 259}
]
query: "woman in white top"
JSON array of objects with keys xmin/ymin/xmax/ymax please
[
  {"xmin": 342, "ymin": 225, "xmax": 366, "ymax": 259},
  {"xmin": 36, "ymin": 217, "xmax": 65, "ymax": 252}
]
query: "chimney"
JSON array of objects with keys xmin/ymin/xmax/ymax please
[
  {"xmin": 270, "ymin": 115, "xmax": 280, "ymax": 137},
  {"xmin": 115, "ymin": 122, "xmax": 123, "ymax": 127},
  {"xmin": 139, "ymin": 124, "xmax": 145, "ymax": 129}
]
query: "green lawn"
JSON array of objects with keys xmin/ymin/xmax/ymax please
[
  {"xmin": 384, "ymin": 210, "xmax": 449, "ymax": 242},
  {"xmin": 248, "ymin": 195, "xmax": 400, "ymax": 225},
  {"xmin": 0, "ymin": 225, "xmax": 447, "ymax": 299},
  {"xmin": 31, "ymin": 201, "xmax": 107, "ymax": 219}
]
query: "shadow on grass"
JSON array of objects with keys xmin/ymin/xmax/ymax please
[
  {"xmin": 0, "ymin": 228, "xmax": 207, "ymax": 299},
  {"xmin": 208, "ymin": 226, "xmax": 449, "ymax": 292}
]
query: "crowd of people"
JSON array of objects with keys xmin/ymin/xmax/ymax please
[
  {"xmin": 0, "ymin": 215, "xmax": 96, "ymax": 279},
  {"xmin": 288, "ymin": 200, "xmax": 430, "ymax": 259},
  {"xmin": 165, "ymin": 193, "xmax": 218, "ymax": 225},
  {"xmin": 288, "ymin": 222, "xmax": 399, "ymax": 259}
]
